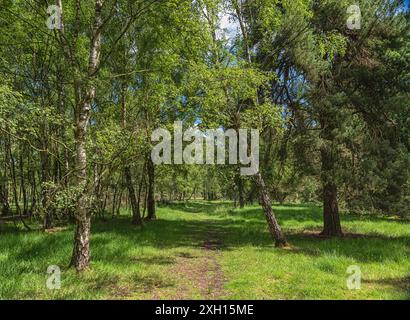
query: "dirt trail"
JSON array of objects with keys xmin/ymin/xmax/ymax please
[
  {"xmin": 151, "ymin": 223, "xmax": 228, "ymax": 300},
  {"xmin": 108, "ymin": 220, "xmax": 228, "ymax": 300},
  {"xmin": 195, "ymin": 228, "xmax": 227, "ymax": 299}
]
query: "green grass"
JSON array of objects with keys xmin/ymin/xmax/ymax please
[{"xmin": 0, "ymin": 201, "xmax": 409, "ymax": 300}]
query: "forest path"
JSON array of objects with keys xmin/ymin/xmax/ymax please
[{"xmin": 150, "ymin": 220, "xmax": 228, "ymax": 300}]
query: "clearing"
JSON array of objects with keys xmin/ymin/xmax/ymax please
[{"xmin": 0, "ymin": 201, "xmax": 409, "ymax": 300}]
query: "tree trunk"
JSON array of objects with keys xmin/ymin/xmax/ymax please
[
  {"xmin": 1, "ymin": 134, "xmax": 10, "ymax": 216},
  {"xmin": 70, "ymin": 113, "xmax": 92, "ymax": 270},
  {"xmin": 70, "ymin": 0, "xmax": 104, "ymax": 271},
  {"xmin": 19, "ymin": 147, "xmax": 28, "ymax": 215},
  {"xmin": 70, "ymin": 213, "xmax": 91, "ymax": 270},
  {"xmin": 146, "ymin": 156, "xmax": 156, "ymax": 220},
  {"xmin": 125, "ymin": 166, "xmax": 142, "ymax": 225},
  {"xmin": 28, "ymin": 154, "xmax": 36, "ymax": 215},
  {"xmin": 254, "ymin": 172, "xmax": 288, "ymax": 247},
  {"xmin": 8, "ymin": 139, "xmax": 21, "ymax": 216},
  {"xmin": 0, "ymin": 182, "xmax": 9, "ymax": 216},
  {"xmin": 137, "ymin": 163, "xmax": 145, "ymax": 214},
  {"xmin": 247, "ymin": 184, "xmax": 257, "ymax": 205},
  {"xmin": 120, "ymin": 80, "xmax": 142, "ymax": 225},
  {"xmin": 236, "ymin": 173, "xmax": 245, "ymax": 209},
  {"xmin": 40, "ymin": 140, "xmax": 53, "ymax": 229},
  {"xmin": 320, "ymin": 144, "xmax": 343, "ymax": 237}
]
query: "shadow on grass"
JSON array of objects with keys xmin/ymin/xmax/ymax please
[
  {"xmin": 132, "ymin": 256, "xmax": 176, "ymax": 265},
  {"xmin": 159, "ymin": 201, "xmax": 233, "ymax": 214},
  {"xmin": 85, "ymin": 272, "xmax": 175, "ymax": 299},
  {"xmin": 10, "ymin": 201, "xmax": 408, "ymax": 265},
  {"xmin": 2, "ymin": 201, "xmax": 409, "ymax": 298},
  {"xmin": 362, "ymin": 276, "xmax": 410, "ymax": 299},
  {"xmin": 362, "ymin": 276, "xmax": 410, "ymax": 290},
  {"xmin": 91, "ymin": 203, "xmax": 410, "ymax": 265}
]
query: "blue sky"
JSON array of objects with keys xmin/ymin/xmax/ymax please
[{"xmin": 220, "ymin": 1, "xmax": 410, "ymax": 40}]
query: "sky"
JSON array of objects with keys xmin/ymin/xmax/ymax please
[
  {"xmin": 218, "ymin": 11, "xmax": 238, "ymax": 41},
  {"xmin": 219, "ymin": 1, "xmax": 410, "ymax": 41}
]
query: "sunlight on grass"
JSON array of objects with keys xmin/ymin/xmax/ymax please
[{"xmin": 0, "ymin": 201, "xmax": 409, "ymax": 300}]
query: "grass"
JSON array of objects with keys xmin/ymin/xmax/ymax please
[{"xmin": 0, "ymin": 201, "xmax": 409, "ymax": 300}]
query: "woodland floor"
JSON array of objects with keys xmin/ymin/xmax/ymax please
[{"xmin": 0, "ymin": 201, "xmax": 409, "ymax": 300}]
